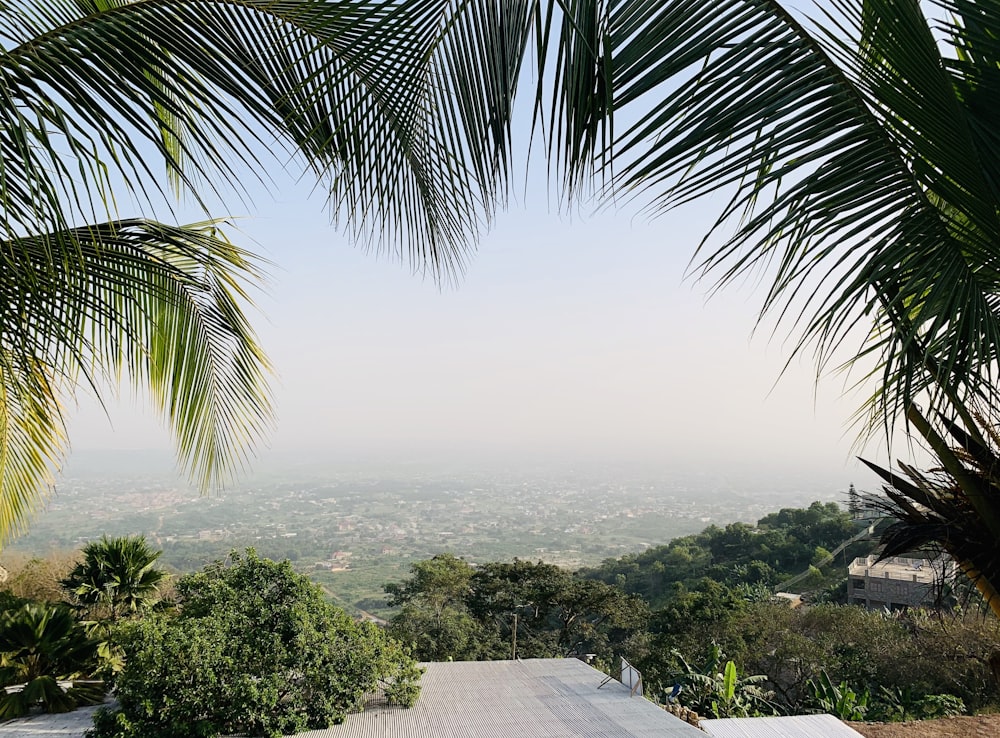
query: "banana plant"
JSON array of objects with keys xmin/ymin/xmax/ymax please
[
  {"xmin": 668, "ymin": 645, "xmax": 777, "ymax": 718},
  {"xmin": 807, "ymin": 670, "xmax": 870, "ymax": 721}
]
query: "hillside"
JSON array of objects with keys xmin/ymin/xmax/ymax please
[{"xmin": 580, "ymin": 501, "xmax": 874, "ymax": 606}]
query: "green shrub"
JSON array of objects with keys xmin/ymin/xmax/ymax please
[
  {"xmin": 0, "ymin": 604, "xmax": 103, "ymax": 719},
  {"xmin": 806, "ymin": 671, "xmax": 869, "ymax": 721},
  {"xmin": 61, "ymin": 535, "xmax": 168, "ymax": 623},
  {"xmin": 914, "ymin": 693, "xmax": 966, "ymax": 719},
  {"xmin": 88, "ymin": 550, "xmax": 421, "ymax": 738},
  {"xmin": 642, "ymin": 600, "xmax": 993, "ymax": 715}
]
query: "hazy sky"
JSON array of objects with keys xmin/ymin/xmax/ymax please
[
  {"xmin": 59, "ymin": 3, "xmax": 922, "ymax": 490},
  {"xmin": 62, "ymin": 165, "xmax": 896, "ymax": 491}
]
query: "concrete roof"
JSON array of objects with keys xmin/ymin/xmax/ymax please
[
  {"xmin": 848, "ymin": 555, "xmax": 952, "ymax": 584},
  {"xmin": 0, "ymin": 701, "xmax": 105, "ymax": 737},
  {"xmin": 0, "ymin": 661, "xmax": 701, "ymax": 738},
  {"xmin": 0, "ymin": 662, "xmax": 866, "ymax": 738},
  {"xmin": 309, "ymin": 659, "xmax": 705, "ymax": 738},
  {"xmin": 703, "ymin": 714, "xmax": 865, "ymax": 737}
]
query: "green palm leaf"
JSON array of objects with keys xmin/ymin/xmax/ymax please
[
  {"xmin": 0, "ymin": 0, "xmax": 502, "ymax": 543},
  {"xmin": 0, "ymin": 219, "xmax": 273, "ymax": 541},
  {"xmin": 595, "ymin": 0, "xmax": 1000, "ymax": 434},
  {"xmin": 429, "ymin": 0, "xmax": 1000, "ymax": 435},
  {"xmin": 61, "ymin": 534, "xmax": 167, "ymax": 620},
  {"xmin": 0, "ymin": 0, "xmax": 483, "ymax": 268}
]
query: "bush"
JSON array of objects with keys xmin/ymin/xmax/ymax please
[
  {"xmin": 642, "ymin": 599, "xmax": 999, "ymax": 715},
  {"xmin": 0, "ymin": 553, "xmax": 78, "ymax": 605},
  {"xmin": 61, "ymin": 535, "xmax": 168, "ymax": 622},
  {"xmin": 89, "ymin": 550, "xmax": 420, "ymax": 738},
  {"xmin": 0, "ymin": 604, "xmax": 103, "ymax": 719}
]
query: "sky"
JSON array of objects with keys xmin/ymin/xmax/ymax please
[
  {"xmin": 56, "ymin": 0, "xmax": 929, "ymax": 492},
  {"xmin": 62, "ymin": 168, "xmax": 895, "ymax": 491}
]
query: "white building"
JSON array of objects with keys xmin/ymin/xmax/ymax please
[{"xmin": 847, "ymin": 554, "xmax": 955, "ymax": 610}]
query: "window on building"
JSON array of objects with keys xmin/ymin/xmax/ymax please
[{"xmin": 852, "ymin": 579, "xmax": 865, "ymax": 589}]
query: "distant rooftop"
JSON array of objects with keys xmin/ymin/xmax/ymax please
[
  {"xmin": 848, "ymin": 555, "xmax": 953, "ymax": 585},
  {"xmin": 316, "ymin": 658, "xmax": 704, "ymax": 738}
]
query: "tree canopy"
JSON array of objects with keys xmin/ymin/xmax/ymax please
[
  {"xmin": 93, "ymin": 549, "xmax": 421, "ymax": 738},
  {"xmin": 583, "ymin": 501, "xmax": 860, "ymax": 607},
  {"xmin": 387, "ymin": 554, "xmax": 648, "ymax": 663}
]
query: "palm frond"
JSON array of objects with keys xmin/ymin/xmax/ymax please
[
  {"xmin": 0, "ymin": 0, "xmax": 482, "ymax": 275},
  {"xmin": 0, "ymin": 219, "xmax": 272, "ymax": 540},
  {"xmin": 428, "ymin": 0, "xmax": 537, "ymax": 208},
  {"xmin": 0, "ymin": 353, "xmax": 64, "ymax": 548},
  {"xmin": 389, "ymin": 0, "xmax": 1000, "ymax": 438},
  {"xmin": 449, "ymin": 0, "xmax": 1000, "ymax": 435},
  {"xmin": 863, "ymin": 409, "xmax": 1000, "ymax": 614},
  {"xmin": 0, "ymin": 0, "xmax": 513, "ymax": 542}
]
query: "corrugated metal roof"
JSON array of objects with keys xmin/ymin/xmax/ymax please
[
  {"xmin": 296, "ymin": 659, "xmax": 705, "ymax": 738},
  {"xmin": 702, "ymin": 714, "xmax": 866, "ymax": 738}
]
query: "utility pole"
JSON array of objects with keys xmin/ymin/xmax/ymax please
[{"xmin": 511, "ymin": 612, "xmax": 518, "ymax": 659}]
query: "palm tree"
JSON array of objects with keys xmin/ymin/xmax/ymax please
[
  {"xmin": 0, "ymin": 1, "xmax": 487, "ymax": 545},
  {"xmin": 0, "ymin": 603, "xmax": 102, "ymax": 718},
  {"xmin": 862, "ymin": 412, "xmax": 1000, "ymax": 612},
  {"xmin": 419, "ymin": 0, "xmax": 1000, "ymax": 610},
  {"xmin": 61, "ymin": 535, "xmax": 167, "ymax": 622}
]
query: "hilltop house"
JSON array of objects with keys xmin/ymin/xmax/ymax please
[{"xmin": 847, "ymin": 554, "xmax": 955, "ymax": 611}]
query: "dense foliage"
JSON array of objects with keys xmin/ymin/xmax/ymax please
[
  {"xmin": 571, "ymin": 502, "xmax": 1000, "ymax": 716},
  {"xmin": 387, "ymin": 501, "xmax": 1000, "ymax": 719},
  {"xmin": 61, "ymin": 536, "xmax": 168, "ymax": 622},
  {"xmin": 581, "ymin": 502, "xmax": 861, "ymax": 606},
  {"xmin": 386, "ymin": 554, "xmax": 648, "ymax": 664},
  {"xmin": 1, "ymin": 503, "xmax": 996, "ymax": 728},
  {"xmin": 639, "ymin": 598, "xmax": 1000, "ymax": 718},
  {"xmin": 91, "ymin": 550, "xmax": 420, "ymax": 738},
  {"xmin": 0, "ymin": 604, "xmax": 102, "ymax": 719}
]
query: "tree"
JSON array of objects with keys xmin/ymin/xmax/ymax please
[
  {"xmin": 386, "ymin": 556, "xmax": 648, "ymax": 663},
  {"xmin": 0, "ymin": 1, "xmax": 486, "ymax": 546},
  {"xmin": 466, "ymin": 559, "xmax": 647, "ymax": 661},
  {"xmin": 581, "ymin": 502, "xmax": 859, "ymax": 606},
  {"xmin": 406, "ymin": 0, "xmax": 1000, "ymax": 612},
  {"xmin": 386, "ymin": 554, "xmax": 486, "ymax": 661},
  {"xmin": 92, "ymin": 550, "xmax": 421, "ymax": 738},
  {"xmin": 61, "ymin": 535, "xmax": 168, "ymax": 622}
]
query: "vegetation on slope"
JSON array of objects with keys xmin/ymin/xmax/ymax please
[
  {"xmin": 1, "ymin": 502, "xmax": 996, "ymax": 729},
  {"xmin": 387, "ymin": 501, "xmax": 1000, "ymax": 719}
]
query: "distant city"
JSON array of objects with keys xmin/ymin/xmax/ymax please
[{"xmin": 7, "ymin": 450, "xmax": 852, "ymax": 614}]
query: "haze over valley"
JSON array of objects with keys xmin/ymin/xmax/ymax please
[{"xmin": 9, "ymin": 450, "xmax": 855, "ymax": 613}]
